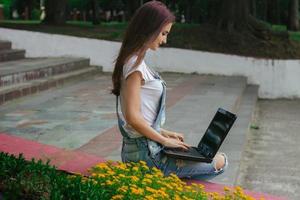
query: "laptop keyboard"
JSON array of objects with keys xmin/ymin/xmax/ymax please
[
  {"xmin": 166, "ymin": 147, "xmax": 201, "ymax": 156},
  {"xmin": 165, "ymin": 144, "xmax": 214, "ymax": 158}
]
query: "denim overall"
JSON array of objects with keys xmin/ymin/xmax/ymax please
[{"xmin": 116, "ymin": 72, "xmax": 228, "ymax": 180}]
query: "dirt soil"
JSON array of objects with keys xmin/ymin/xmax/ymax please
[
  {"xmin": 167, "ymin": 23, "xmax": 300, "ymax": 59},
  {"xmin": 1, "ymin": 22, "xmax": 300, "ymax": 59}
]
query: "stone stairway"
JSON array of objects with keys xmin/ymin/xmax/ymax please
[
  {"xmin": 0, "ymin": 40, "xmax": 102, "ymax": 105},
  {"xmin": 0, "ymin": 40, "xmax": 25, "ymax": 61}
]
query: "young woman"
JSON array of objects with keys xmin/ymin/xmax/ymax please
[{"xmin": 112, "ymin": 1, "xmax": 227, "ymax": 180}]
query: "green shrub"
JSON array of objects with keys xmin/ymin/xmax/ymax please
[{"xmin": 0, "ymin": 152, "xmax": 106, "ymax": 199}]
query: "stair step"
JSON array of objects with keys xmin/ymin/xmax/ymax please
[
  {"xmin": 0, "ymin": 57, "xmax": 90, "ymax": 87},
  {"xmin": 212, "ymin": 84, "xmax": 259, "ymax": 186},
  {"xmin": 0, "ymin": 66, "xmax": 101, "ymax": 105},
  {"xmin": 0, "ymin": 40, "xmax": 12, "ymax": 51},
  {"xmin": 0, "ymin": 49, "xmax": 25, "ymax": 62}
]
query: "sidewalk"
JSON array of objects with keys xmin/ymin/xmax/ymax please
[{"xmin": 236, "ymin": 100, "xmax": 300, "ymax": 200}]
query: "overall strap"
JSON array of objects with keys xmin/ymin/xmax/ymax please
[
  {"xmin": 151, "ymin": 81, "xmax": 166, "ymax": 132},
  {"xmin": 150, "ymin": 70, "xmax": 167, "ymax": 132},
  {"xmin": 116, "ymin": 95, "xmax": 132, "ymax": 139}
]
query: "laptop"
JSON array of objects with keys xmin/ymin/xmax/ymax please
[{"xmin": 163, "ymin": 108, "xmax": 237, "ymax": 163}]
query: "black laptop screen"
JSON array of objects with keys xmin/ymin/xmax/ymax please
[{"xmin": 197, "ymin": 108, "xmax": 237, "ymax": 158}]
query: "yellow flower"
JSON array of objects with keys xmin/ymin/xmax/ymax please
[
  {"xmin": 105, "ymin": 180, "xmax": 113, "ymax": 185},
  {"xmin": 154, "ymin": 170, "xmax": 164, "ymax": 177},
  {"xmin": 145, "ymin": 174, "xmax": 153, "ymax": 179},
  {"xmin": 108, "ymin": 171, "xmax": 115, "ymax": 176},
  {"xmin": 97, "ymin": 174, "xmax": 105, "ymax": 178},
  {"xmin": 131, "ymin": 176, "xmax": 139, "ymax": 182},
  {"xmin": 132, "ymin": 166, "xmax": 139, "ymax": 171},
  {"xmin": 118, "ymin": 174, "xmax": 126, "ymax": 178},
  {"xmin": 142, "ymin": 178, "xmax": 152, "ymax": 184},
  {"xmin": 118, "ymin": 186, "xmax": 128, "ymax": 193},
  {"xmin": 120, "ymin": 162, "xmax": 128, "ymax": 169},
  {"xmin": 234, "ymin": 186, "xmax": 243, "ymax": 193},
  {"xmin": 140, "ymin": 160, "xmax": 147, "ymax": 165},
  {"xmin": 97, "ymin": 163, "xmax": 108, "ymax": 168},
  {"xmin": 131, "ymin": 187, "xmax": 144, "ymax": 195},
  {"xmin": 145, "ymin": 186, "xmax": 156, "ymax": 194},
  {"xmin": 177, "ymin": 186, "xmax": 183, "ymax": 192},
  {"xmin": 126, "ymin": 162, "xmax": 132, "ymax": 167},
  {"xmin": 184, "ymin": 185, "xmax": 192, "ymax": 190},
  {"xmin": 166, "ymin": 184, "xmax": 173, "ymax": 190},
  {"xmin": 174, "ymin": 194, "xmax": 181, "ymax": 200},
  {"xmin": 158, "ymin": 190, "xmax": 169, "ymax": 198},
  {"xmin": 111, "ymin": 194, "xmax": 124, "ymax": 200},
  {"xmin": 142, "ymin": 165, "xmax": 149, "ymax": 170},
  {"xmin": 224, "ymin": 186, "xmax": 231, "ymax": 192},
  {"xmin": 145, "ymin": 196, "xmax": 155, "ymax": 200}
]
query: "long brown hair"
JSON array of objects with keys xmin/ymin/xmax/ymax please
[{"xmin": 112, "ymin": 1, "xmax": 175, "ymax": 96}]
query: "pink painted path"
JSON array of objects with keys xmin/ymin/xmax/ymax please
[
  {"xmin": 0, "ymin": 133, "xmax": 105, "ymax": 174},
  {"xmin": 0, "ymin": 133, "xmax": 286, "ymax": 200}
]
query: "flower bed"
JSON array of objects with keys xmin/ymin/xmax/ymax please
[{"xmin": 0, "ymin": 152, "xmax": 257, "ymax": 199}]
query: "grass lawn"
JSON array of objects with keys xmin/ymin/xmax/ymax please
[
  {"xmin": 1, "ymin": 20, "xmax": 300, "ymax": 59},
  {"xmin": 272, "ymin": 24, "xmax": 300, "ymax": 42}
]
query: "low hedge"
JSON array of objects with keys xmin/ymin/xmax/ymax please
[
  {"xmin": 0, "ymin": 152, "xmax": 256, "ymax": 199},
  {"xmin": 0, "ymin": 152, "xmax": 107, "ymax": 199}
]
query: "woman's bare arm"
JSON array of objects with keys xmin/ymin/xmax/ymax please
[{"xmin": 160, "ymin": 128, "xmax": 184, "ymax": 142}]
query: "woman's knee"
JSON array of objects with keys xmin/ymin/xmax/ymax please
[{"xmin": 214, "ymin": 153, "xmax": 227, "ymax": 171}]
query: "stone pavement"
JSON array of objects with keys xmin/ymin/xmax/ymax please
[
  {"xmin": 236, "ymin": 100, "xmax": 300, "ymax": 200},
  {"xmin": 0, "ymin": 72, "xmax": 288, "ymax": 199}
]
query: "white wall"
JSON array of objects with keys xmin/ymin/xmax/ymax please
[{"xmin": 1, "ymin": 27, "xmax": 300, "ymax": 99}]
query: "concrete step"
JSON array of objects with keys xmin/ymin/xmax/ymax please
[
  {"xmin": 0, "ymin": 66, "xmax": 102, "ymax": 105},
  {"xmin": 0, "ymin": 57, "xmax": 90, "ymax": 87},
  {"xmin": 0, "ymin": 40, "xmax": 12, "ymax": 51},
  {"xmin": 212, "ymin": 84, "xmax": 259, "ymax": 186},
  {"xmin": 0, "ymin": 49, "xmax": 25, "ymax": 62}
]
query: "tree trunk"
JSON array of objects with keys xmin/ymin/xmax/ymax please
[
  {"xmin": 259, "ymin": 0, "xmax": 267, "ymax": 21},
  {"xmin": 267, "ymin": 0, "xmax": 280, "ymax": 24},
  {"xmin": 215, "ymin": 0, "xmax": 249, "ymax": 32},
  {"xmin": 287, "ymin": 0, "xmax": 299, "ymax": 31},
  {"xmin": 210, "ymin": 0, "xmax": 287, "ymax": 40},
  {"xmin": 248, "ymin": 0, "xmax": 256, "ymax": 18},
  {"xmin": 25, "ymin": 0, "xmax": 33, "ymax": 20},
  {"xmin": 125, "ymin": 0, "xmax": 140, "ymax": 20},
  {"xmin": 43, "ymin": 0, "xmax": 67, "ymax": 25},
  {"xmin": 91, "ymin": 0, "xmax": 100, "ymax": 25}
]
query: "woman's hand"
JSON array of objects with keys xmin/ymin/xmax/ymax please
[
  {"xmin": 162, "ymin": 137, "xmax": 190, "ymax": 150},
  {"xmin": 161, "ymin": 129, "xmax": 184, "ymax": 142}
]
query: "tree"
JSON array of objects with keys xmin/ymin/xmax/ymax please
[
  {"xmin": 123, "ymin": 0, "xmax": 142, "ymax": 20},
  {"xmin": 287, "ymin": 0, "xmax": 299, "ymax": 31},
  {"xmin": 248, "ymin": 0, "xmax": 256, "ymax": 18},
  {"xmin": 43, "ymin": 0, "xmax": 68, "ymax": 25},
  {"xmin": 209, "ymin": 0, "xmax": 287, "ymax": 40},
  {"xmin": 91, "ymin": 0, "xmax": 100, "ymax": 25},
  {"xmin": 266, "ymin": 0, "xmax": 280, "ymax": 24}
]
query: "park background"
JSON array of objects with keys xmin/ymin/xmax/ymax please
[{"xmin": 0, "ymin": 0, "xmax": 300, "ymax": 199}]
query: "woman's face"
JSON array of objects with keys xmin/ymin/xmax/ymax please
[{"xmin": 149, "ymin": 22, "xmax": 173, "ymax": 51}]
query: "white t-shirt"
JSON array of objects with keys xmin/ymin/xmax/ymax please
[{"xmin": 120, "ymin": 56, "xmax": 163, "ymax": 138}]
